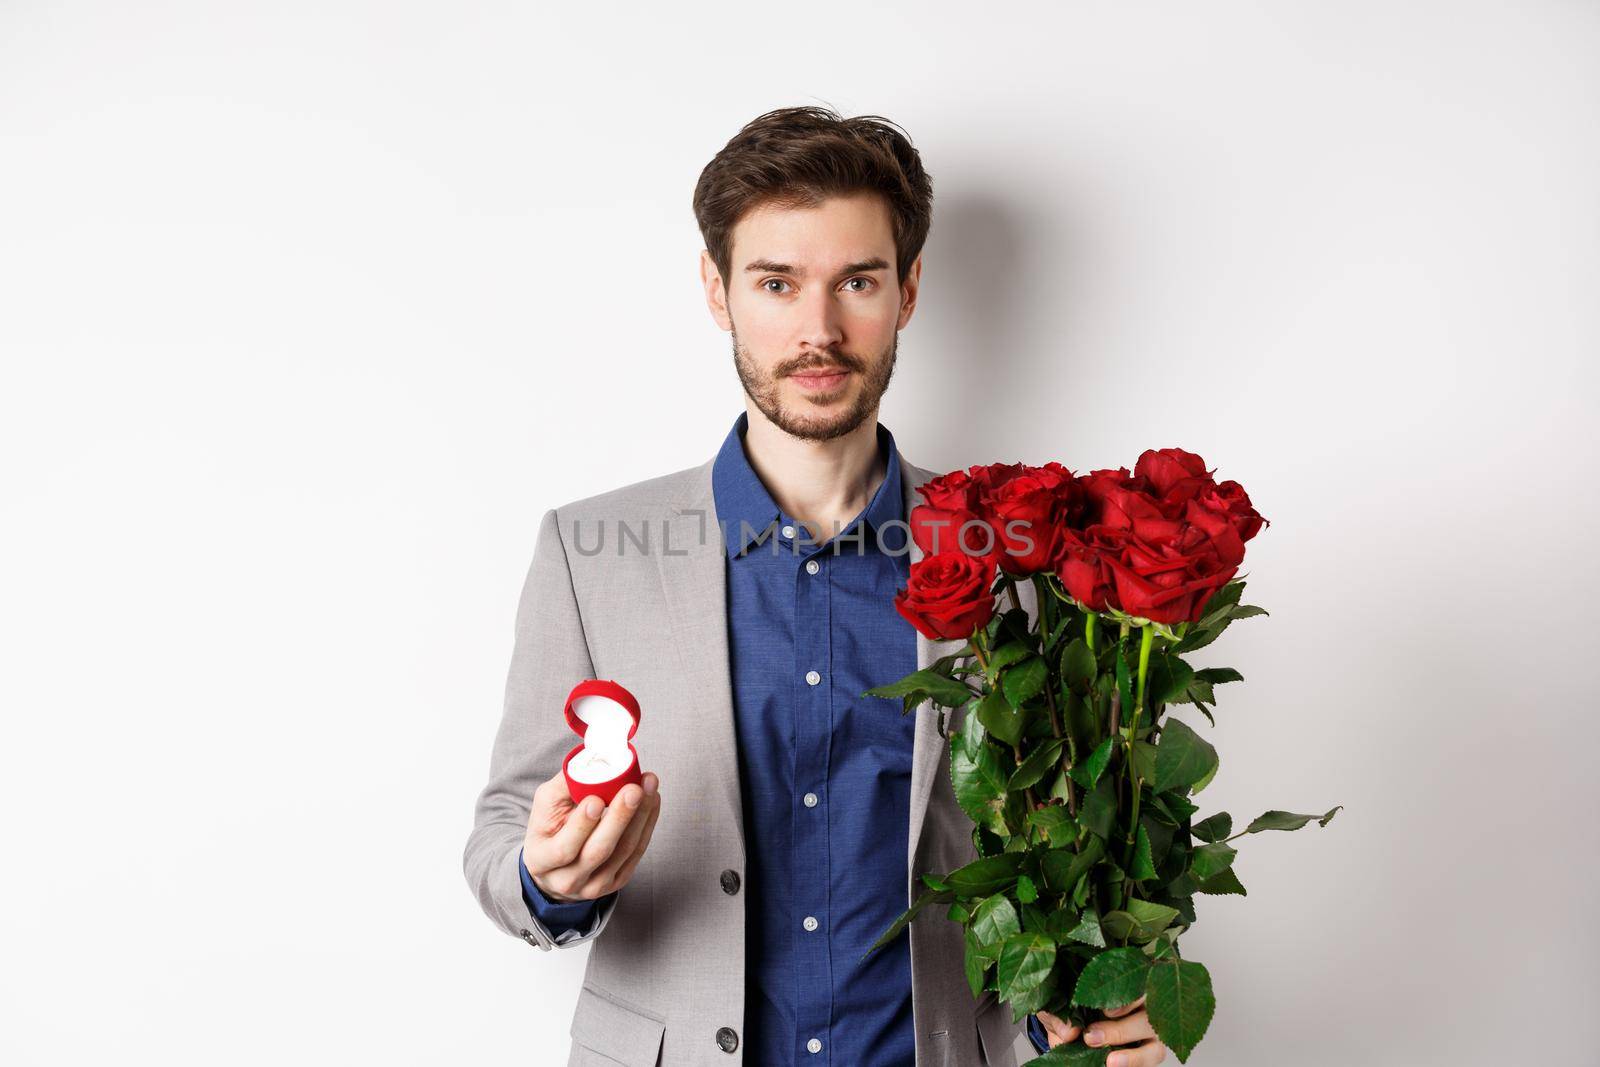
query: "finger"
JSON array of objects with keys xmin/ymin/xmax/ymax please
[
  {"xmin": 527, "ymin": 771, "xmax": 578, "ymax": 837},
  {"xmin": 1105, "ymin": 994, "xmax": 1146, "ymax": 1018},
  {"xmin": 606, "ymin": 788, "xmax": 661, "ymax": 887},
  {"xmin": 586, "ymin": 789, "xmax": 657, "ymax": 890},
  {"xmin": 534, "ymin": 790, "xmax": 609, "ymax": 874},
  {"xmin": 1083, "ymin": 1009, "xmax": 1155, "ymax": 1048},
  {"xmin": 1106, "ymin": 1040, "xmax": 1168, "ymax": 1067},
  {"xmin": 569, "ymin": 783, "xmax": 647, "ymax": 873},
  {"xmin": 1035, "ymin": 1010, "xmax": 1080, "ymax": 1046}
]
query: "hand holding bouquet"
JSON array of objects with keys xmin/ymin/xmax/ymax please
[{"xmin": 864, "ymin": 448, "xmax": 1340, "ymax": 1064}]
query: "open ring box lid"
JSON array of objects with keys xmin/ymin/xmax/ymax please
[{"xmin": 561, "ymin": 678, "xmax": 643, "ymax": 807}]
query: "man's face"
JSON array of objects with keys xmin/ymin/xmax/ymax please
[{"xmin": 701, "ymin": 191, "xmax": 921, "ymax": 442}]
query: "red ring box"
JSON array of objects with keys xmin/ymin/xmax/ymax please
[{"xmin": 561, "ymin": 678, "xmax": 643, "ymax": 807}]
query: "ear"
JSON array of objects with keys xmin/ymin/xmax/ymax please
[
  {"xmin": 700, "ymin": 249, "xmax": 733, "ymax": 331},
  {"xmin": 896, "ymin": 254, "xmax": 922, "ymax": 330}
]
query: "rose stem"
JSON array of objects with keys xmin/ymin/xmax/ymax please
[{"xmin": 1121, "ymin": 623, "xmax": 1155, "ymax": 897}]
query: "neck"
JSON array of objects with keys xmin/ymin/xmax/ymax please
[{"xmin": 741, "ymin": 400, "xmax": 887, "ymax": 545}]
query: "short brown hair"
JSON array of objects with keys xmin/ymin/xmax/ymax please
[{"xmin": 692, "ymin": 105, "xmax": 934, "ymax": 289}]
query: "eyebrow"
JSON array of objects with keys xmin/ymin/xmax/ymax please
[{"xmin": 743, "ymin": 256, "xmax": 892, "ymax": 278}]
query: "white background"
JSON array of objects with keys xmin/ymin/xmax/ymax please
[{"xmin": 2, "ymin": 2, "xmax": 1596, "ymax": 1064}]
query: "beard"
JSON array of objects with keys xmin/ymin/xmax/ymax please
[{"xmin": 730, "ymin": 323, "xmax": 898, "ymax": 443}]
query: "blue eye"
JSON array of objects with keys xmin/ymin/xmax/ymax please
[{"xmin": 763, "ymin": 279, "xmax": 789, "ymax": 293}]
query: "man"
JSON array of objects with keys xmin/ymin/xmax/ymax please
[{"xmin": 463, "ymin": 106, "xmax": 1169, "ymax": 1067}]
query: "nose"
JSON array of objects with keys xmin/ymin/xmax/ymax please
[{"xmin": 795, "ymin": 284, "xmax": 845, "ymax": 355}]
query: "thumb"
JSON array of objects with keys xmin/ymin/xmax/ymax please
[{"xmin": 1036, "ymin": 1010, "xmax": 1081, "ymax": 1045}]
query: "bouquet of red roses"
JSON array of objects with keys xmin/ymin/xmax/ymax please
[{"xmin": 862, "ymin": 448, "xmax": 1340, "ymax": 1065}]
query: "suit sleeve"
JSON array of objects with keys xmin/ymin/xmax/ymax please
[
  {"xmin": 462, "ymin": 506, "xmax": 623, "ymax": 951},
  {"xmin": 520, "ymin": 845, "xmax": 619, "ymax": 942}
]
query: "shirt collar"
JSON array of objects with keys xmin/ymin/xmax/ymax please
[{"xmin": 711, "ymin": 410, "xmax": 906, "ymax": 559}]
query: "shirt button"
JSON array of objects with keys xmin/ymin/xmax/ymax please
[
  {"xmin": 807, "ymin": 1038, "xmax": 822, "ymax": 1053},
  {"xmin": 803, "ymin": 915, "xmax": 819, "ymax": 931},
  {"xmin": 805, "ymin": 559, "xmax": 820, "ymax": 575},
  {"xmin": 716, "ymin": 1026, "xmax": 739, "ymax": 1053},
  {"xmin": 781, "ymin": 524, "xmax": 797, "ymax": 539},
  {"xmin": 805, "ymin": 670, "xmax": 820, "ymax": 686},
  {"xmin": 803, "ymin": 792, "xmax": 818, "ymax": 807}
]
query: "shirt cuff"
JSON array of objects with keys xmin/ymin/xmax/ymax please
[
  {"xmin": 519, "ymin": 845, "xmax": 600, "ymax": 933},
  {"xmin": 1026, "ymin": 1011, "xmax": 1050, "ymax": 1054}
]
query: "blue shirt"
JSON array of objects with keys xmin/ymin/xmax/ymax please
[{"xmin": 519, "ymin": 411, "xmax": 1050, "ymax": 1061}]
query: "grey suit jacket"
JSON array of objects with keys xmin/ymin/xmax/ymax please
[{"xmin": 463, "ymin": 443, "xmax": 1042, "ymax": 1067}]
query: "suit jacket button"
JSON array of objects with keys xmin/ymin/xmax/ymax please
[
  {"xmin": 720, "ymin": 869, "xmax": 741, "ymax": 895},
  {"xmin": 716, "ymin": 1026, "xmax": 739, "ymax": 1052}
]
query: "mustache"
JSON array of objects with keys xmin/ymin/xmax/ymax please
[{"xmin": 781, "ymin": 353, "xmax": 863, "ymax": 376}]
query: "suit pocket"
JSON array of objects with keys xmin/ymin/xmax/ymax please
[
  {"xmin": 569, "ymin": 982, "xmax": 666, "ymax": 1067},
  {"xmin": 974, "ymin": 988, "xmax": 1023, "ymax": 1067}
]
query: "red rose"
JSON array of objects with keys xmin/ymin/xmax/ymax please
[
  {"xmin": 1080, "ymin": 467, "xmax": 1164, "ymax": 530},
  {"xmin": 1194, "ymin": 479, "xmax": 1268, "ymax": 542},
  {"xmin": 911, "ymin": 470, "xmax": 992, "ymax": 561},
  {"xmin": 980, "ymin": 464, "xmax": 1084, "ymax": 576},
  {"xmin": 1056, "ymin": 524, "xmax": 1123, "ymax": 612},
  {"xmin": 1101, "ymin": 519, "xmax": 1239, "ymax": 623},
  {"xmin": 1134, "ymin": 447, "xmax": 1213, "ymax": 504},
  {"xmin": 894, "ymin": 551, "xmax": 997, "ymax": 640}
]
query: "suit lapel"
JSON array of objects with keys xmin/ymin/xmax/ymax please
[
  {"xmin": 656, "ymin": 457, "xmax": 747, "ymax": 851},
  {"xmin": 901, "ymin": 454, "xmax": 969, "ymax": 891}
]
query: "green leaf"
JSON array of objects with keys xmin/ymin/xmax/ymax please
[
  {"xmin": 971, "ymin": 892, "xmax": 1022, "ymax": 946},
  {"xmin": 945, "ymin": 852, "xmax": 1026, "ymax": 896},
  {"xmin": 1068, "ymin": 735, "xmax": 1115, "ymax": 789},
  {"xmin": 1114, "ymin": 642, "xmax": 1134, "ymax": 721},
  {"xmin": 1003, "ymin": 655, "xmax": 1048, "ymax": 708},
  {"xmin": 1197, "ymin": 581, "xmax": 1245, "ymax": 626},
  {"xmin": 1147, "ymin": 655, "xmax": 1195, "ymax": 706},
  {"xmin": 999, "ymin": 606, "xmax": 1035, "ymax": 647},
  {"xmin": 1191, "ymin": 813, "xmax": 1232, "ymax": 843},
  {"xmin": 1196, "ymin": 867, "xmax": 1246, "ymax": 896},
  {"xmin": 1020, "ymin": 1044, "xmax": 1113, "ymax": 1066},
  {"xmin": 976, "ymin": 687, "xmax": 1027, "ymax": 747},
  {"xmin": 1066, "ymin": 906, "xmax": 1107, "ymax": 948},
  {"xmin": 998, "ymin": 932, "xmax": 1057, "ymax": 1003},
  {"xmin": 1190, "ymin": 754, "xmax": 1219, "ymax": 796},
  {"xmin": 1016, "ymin": 875, "xmax": 1038, "ymax": 904},
  {"xmin": 1041, "ymin": 835, "xmax": 1105, "ymax": 894},
  {"xmin": 947, "ymin": 901, "xmax": 970, "ymax": 924},
  {"xmin": 863, "ymin": 668, "xmax": 973, "ymax": 709},
  {"xmin": 951, "ymin": 709, "xmax": 1010, "ymax": 834},
  {"xmin": 1009, "ymin": 737, "xmax": 1066, "ymax": 792},
  {"xmin": 1123, "ymin": 898, "xmax": 1180, "ymax": 936},
  {"xmin": 1061, "ymin": 638, "xmax": 1096, "ymax": 690},
  {"xmin": 1229, "ymin": 605, "xmax": 1268, "ymax": 620},
  {"xmin": 987, "ymin": 641, "xmax": 1031, "ymax": 679},
  {"xmin": 1192, "ymin": 667, "xmax": 1242, "ymax": 686},
  {"xmin": 1152, "ymin": 718, "xmax": 1218, "ymax": 794},
  {"xmin": 1071, "ymin": 946, "xmax": 1151, "ymax": 1009},
  {"xmin": 1130, "ymin": 823, "xmax": 1158, "ymax": 881},
  {"xmin": 1145, "ymin": 958, "xmax": 1215, "ymax": 1062},
  {"xmin": 964, "ymin": 927, "xmax": 991, "ymax": 997},
  {"xmin": 1243, "ymin": 806, "xmax": 1343, "ymax": 833},
  {"xmin": 1127, "ymin": 740, "xmax": 1158, "ymax": 785},
  {"xmin": 862, "ymin": 884, "xmax": 953, "ymax": 960},
  {"xmin": 1079, "ymin": 772, "xmax": 1117, "ymax": 841},
  {"xmin": 1187, "ymin": 842, "xmax": 1236, "ymax": 883},
  {"xmin": 1027, "ymin": 804, "xmax": 1077, "ymax": 846}
]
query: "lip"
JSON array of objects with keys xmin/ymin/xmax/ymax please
[{"xmin": 789, "ymin": 368, "xmax": 851, "ymax": 391}]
